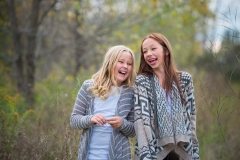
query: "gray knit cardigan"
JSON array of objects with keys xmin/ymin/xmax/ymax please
[
  {"xmin": 134, "ymin": 72, "xmax": 199, "ymax": 160},
  {"xmin": 70, "ymin": 79, "xmax": 135, "ymax": 160}
]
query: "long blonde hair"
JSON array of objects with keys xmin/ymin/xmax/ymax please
[{"xmin": 88, "ymin": 45, "xmax": 136, "ymax": 100}]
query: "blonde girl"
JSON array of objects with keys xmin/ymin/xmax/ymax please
[{"xmin": 70, "ymin": 45, "xmax": 136, "ymax": 160}]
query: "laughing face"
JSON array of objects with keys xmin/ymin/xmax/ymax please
[
  {"xmin": 142, "ymin": 38, "xmax": 166, "ymax": 71},
  {"xmin": 114, "ymin": 51, "xmax": 133, "ymax": 86}
]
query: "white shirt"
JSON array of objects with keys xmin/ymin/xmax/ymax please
[{"xmin": 88, "ymin": 87, "xmax": 122, "ymax": 160}]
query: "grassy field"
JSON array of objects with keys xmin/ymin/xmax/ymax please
[{"xmin": 1, "ymin": 70, "xmax": 239, "ymax": 160}]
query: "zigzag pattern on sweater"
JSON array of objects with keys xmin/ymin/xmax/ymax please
[{"xmin": 134, "ymin": 72, "xmax": 200, "ymax": 160}]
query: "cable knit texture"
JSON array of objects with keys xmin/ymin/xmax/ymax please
[
  {"xmin": 70, "ymin": 79, "xmax": 135, "ymax": 160},
  {"xmin": 134, "ymin": 72, "xmax": 199, "ymax": 160}
]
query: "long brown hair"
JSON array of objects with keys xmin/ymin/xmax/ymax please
[{"xmin": 138, "ymin": 33, "xmax": 186, "ymax": 105}]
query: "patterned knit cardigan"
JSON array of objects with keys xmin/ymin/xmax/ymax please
[
  {"xmin": 134, "ymin": 72, "xmax": 199, "ymax": 160},
  {"xmin": 70, "ymin": 79, "xmax": 135, "ymax": 160}
]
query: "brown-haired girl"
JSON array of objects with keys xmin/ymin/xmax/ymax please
[{"xmin": 134, "ymin": 33, "xmax": 199, "ymax": 160}]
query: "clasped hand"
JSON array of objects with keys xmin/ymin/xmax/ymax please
[{"xmin": 90, "ymin": 113, "xmax": 122, "ymax": 128}]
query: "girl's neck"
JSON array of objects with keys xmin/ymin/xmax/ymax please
[{"xmin": 154, "ymin": 69, "xmax": 165, "ymax": 88}]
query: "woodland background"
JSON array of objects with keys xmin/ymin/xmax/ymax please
[{"xmin": 0, "ymin": 0, "xmax": 240, "ymax": 159}]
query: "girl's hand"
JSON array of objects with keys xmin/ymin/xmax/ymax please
[
  {"xmin": 90, "ymin": 113, "xmax": 107, "ymax": 125},
  {"xmin": 107, "ymin": 116, "xmax": 122, "ymax": 128}
]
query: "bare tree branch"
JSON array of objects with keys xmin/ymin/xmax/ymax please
[{"xmin": 38, "ymin": 0, "xmax": 58, "ymax": 26}]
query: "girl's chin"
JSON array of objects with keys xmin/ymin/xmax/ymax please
[
  {"xmin": 148, "ymin": 62, "xmax": 157, "ymax": 66},
  {"xmin": 116, "ymin": 78, "xmax": 127, "ymax": 85}
]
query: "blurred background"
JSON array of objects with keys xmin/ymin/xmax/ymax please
[{"xmin": 0, "ymin": 0, "xmax": 239, "ymax": 159}]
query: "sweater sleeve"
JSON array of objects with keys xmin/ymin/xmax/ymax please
[
  {"xmin": 185, "ymin": 75, "xmax": 200, "ymax": 160},
  {"xmin": 70, "ymin": 80, "xmax": 94, "ymax": 130},
  {"xmin": 118, "ymin": 88, "xmax": 136, "ymax": 138},
  {"xmin": 134, "ymin": 77, "xmax": 154, "ymax": 160},
  {"xmin": 119, "ymin": 105, "xmax": 135, "ymax": 138}
]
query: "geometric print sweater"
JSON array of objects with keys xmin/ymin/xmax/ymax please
[
  {"xmin": 134, "ymin": 72, "xmax": 200, "ymax": 160},
  {"xmin": 70, "ymin": 79, "xmax": 135, "ymax": 160}
]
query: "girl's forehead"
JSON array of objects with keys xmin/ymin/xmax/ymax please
[
  {"xmin": 120, "ymin": 51, "xmax": 132, "ymax": 56},
  {"xmin": 117, "ymin": 52, "xmax": 133, "ymax": 62},
  {"xmin": 143, "ymin": 38, "xmax": 158, "ymax": 44}
]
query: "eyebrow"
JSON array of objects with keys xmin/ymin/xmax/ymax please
[{"xmin": 143, "ymin": 44, "xmax": 156, "ymax": 50}]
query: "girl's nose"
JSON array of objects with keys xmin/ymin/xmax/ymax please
[{"xmin": 145, "ymin": 51, "xmax": 151, "ymax": 55}]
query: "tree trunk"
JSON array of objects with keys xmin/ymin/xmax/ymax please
[
  {"xmin": 73, "ymin": 1, "xmax": 85, "ymax": 77},
  {"xmin": 6, "ymin": 0, "xmax": 58, "ymax": 107},
  {"xmin": 8, "ymin": 0, "xmax": 26, "ymax": 95},
  {"xmin": 7, "ymin": 0, "xmax": 40, "ymax": 107},
  {"xmin": 25, "ymin": 0, "xmax": 41, "ymax": 107}
]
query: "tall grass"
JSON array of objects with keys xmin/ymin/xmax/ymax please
[
  {"xmin": 1, "ymin": 69, "xmax": 239, "ymax": 160},
  {"xmin": 195, "ymin": 71, "xmax": 240, "ymax": 159},
  {"xmin": 0, "ymin": 69, "xmax": 90, "ymax": 159}
]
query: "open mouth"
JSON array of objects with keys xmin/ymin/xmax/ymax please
[
  {"xmin": 149, "ymin": 58, "xmax": 157, "ymax": 64},
  {"xmin": 119, "ymin": 70, "xmax": 127, "ymax": 75}
]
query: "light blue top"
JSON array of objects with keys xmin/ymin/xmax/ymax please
[
  {"xmin": 88, "ymin": 87, "xmax": 122, "ymax": 160},
  {"xmin": 70, "ymin": 79, "xmax": 135, "ymax": 160},
  {"xmin": 163, "ymin": 90, "xmax": 172, "ymax": 117}
]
